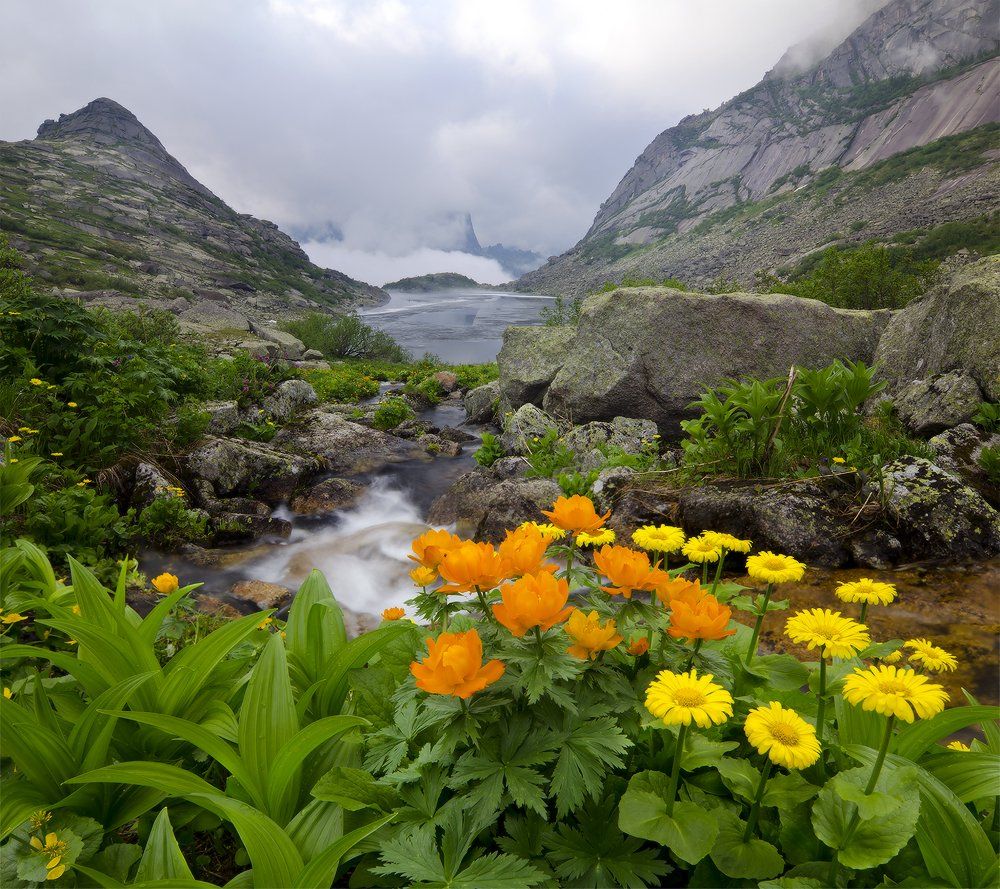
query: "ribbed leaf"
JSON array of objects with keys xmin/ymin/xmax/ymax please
[
  {"xmin": 893, "ymin": 706, "xmax": 1000, "ymax": 760},
  {"xmin": 137, "ymin": 587, "xmax": 198, "ymax": 646},
  {"xmin": 0, "ymin": 696, "xmax": 76, "ymax": 797},
  {"xmin": 104, "ymin": 710, "xmax": 263, "ymax": 808},
  {"xmin": 266, "ymin": 716, "xmax": 368, "ymax": 825},
  {"xmin": 315, "ymin": 624, "xmax": 410, "ymax": 717},
  {"xmin": 0, "ymin": 643, "xmax": 106, "ymax": 697},
  {"xmin": 0, "ymin": 780, "xmax": 47, "ymax": 840},
  {"xmin": 67, "ymin": 761, "xmax": 218, "ymax": 797},
  {"xmin": 294, "ymin": 814, "xmax": 395, "ymax": 889},
  {"xmin": 922, "ymin": 752, "xmax": 1000, "ymax": 803},
  {"xmin": 286, "ymin": 800, "xmax": 344, "ymax": 864},
  {"xmin": 285, "ymin": 571, "xmax": 346, "ymax": 685},
  {"xmin": 159, "ymin": 612, "xmax": 267, "ymax": 716},
  {"xmin": 239, "ymin": 633, "xmax": 298, "ymax": 797},
  {"xmin": 187, "ymin": 793, "xmax": 304, "ymax": 889},
  {"xmin": 68, "ymin": 672, "xmax": 156, "ymax": 765},
  {"xmin": 136, "ymin": 808, "xmax": 195, "ymax": 883},
  {"xmin": 847, "ymin": 746, "xmax": 996, "ymax": 888}
]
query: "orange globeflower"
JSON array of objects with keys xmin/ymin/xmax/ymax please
[
  {"xmin": 653, "ymin": 575, "xmax": 704, "ymax": 607},
  {"xmin": 592, "ymin": 545, "xmax": 656, "ymax": 599},
  {"xmin": 566, "ymin": 609, "xmax": 624, "ymax": 660},
  {"xmin": 382, "ymin": 607, "xmax": 406, "ymax": 621},
  {"xmin": 438, "ymin": 541, "xmax": 507, "ymax": 594},
  {"xmin": 410, "ymin": 629, "xmax": 505, "ymax": 698},
  {"xmin": 409, "ymin": 529, "xmax": 462, "ymax": 570},
  {"xmin": 493, "ymin": 571, "xmax": 573, "ymax": 637},
  {"xmin": 627, "ymin": 637, "xmax": 650, "ymax": 657},
  {"xmin": 668, "ymin": 593, "xmax": 736, "ymax": 642},
  {"xmin": 542, "ymin": 495, "xmax": 610, "ymax": 534},
  {"xmin": 498, "ymin": 525, "xmax": 556, "ymax": 578}
]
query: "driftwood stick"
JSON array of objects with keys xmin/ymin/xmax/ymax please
[{"xmin": 763, "ymin": 366, "xmax": 797, "ymax": 467}]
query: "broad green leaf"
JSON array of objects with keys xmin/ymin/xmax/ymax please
[
  {"xmin": 812, "ymin": 766, "xmax": 919, "ymax": 870},
  {"xmin": 618, "ymin": 772, "xmax": 718, "ymax": 864},
  {"xmin": 310, "ymin": 766, "xmax": 400, "ymax": 812},
  {"xmin": 88, "ymin": 843, "xmax": 142, "ymax": 884},
  {"xmin": 679, "ymin": 733, "xmax": 738, "ymax": 770},
  {"xmin": 293, "ymin": 813, "xmax": 395, "ymax": 889},
  {"xmin": 286, "ymin": 800, "xmax": 345, "ymax": 863},
  {"xmin": 715, "ymin": 757, "xmax": 761, "ymax": 803},
  {"xmin": 0, "ymin": 643, "xmax": 106, "ymax": 698},
  {"xmin": 744, "ymin": 654, "xmax": 809, "ymax": 692},
  {"xmin": 0, "ymin": 780, "xmax": 47, "ymax": 840},
  {"xmin": 962, "ymin": 690, "xmax": 1000, "ymax": 753},
  {"xmin": 239, "ymin": 632, "xmax": 298, "ymax": 803},
  {"xmin": 137, "ymin": 586, "xmax": 198, "ymax": 646},
  {"xmin": 922, "ymin": 752, "xmax": 1000, "ymax": 803},
  {"xmin": 847, "ymin": 746, "xmax": 996, "ymax": 888},
  {"xmin": 67, "ymin": 761, "xmax": 218, "ymax": 797},
  {"xmin": 0, "ymin": 696, "xmax": 75, "ymax": 797},
  {"xmin": 103, "ymin": 710, "xmax": 263, "ymax": 809},
  {"xmin": 285, "ymin": 570, "xmax": 347, "ymax": 684},
  {"xmin": 835, "ymin": 694, "xmax": 886, "ymax": 748},
  {"xmin": 709, "ymin": 809, "xmax": 783, "ymax": 879},
  {"xmin": 266, "ymin": 716, "xmax": 368, "ymax": 825},
  {"xmin": 315, "ymin": 623, "xmax": 411, "ymax": 717},
  {"xmin": 893, "ymin": 706, "xmax": 1000, "ymax": 761},
  {"xmin": 136, "ymin": 808, "xmax": 194, "ymax": 883},
  {"xmin": 762, "ymin": 771, "xmax": 818, "ymax": 810},
  {"xmin": 831, "ymin": 764, "xmax": 918, "ymax": 819},
  {"xmin": 69, "ymin": 672, "xmax": 156, "ymax": 768}
]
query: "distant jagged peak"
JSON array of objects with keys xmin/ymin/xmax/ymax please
[{"xmin": 35, "ymin": 97, "xmax": 214, "ymax": 196}]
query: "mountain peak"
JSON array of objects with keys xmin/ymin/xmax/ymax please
[{"xmin": 35, "ymin": 97, "xmax": 212, "ymax": 195}]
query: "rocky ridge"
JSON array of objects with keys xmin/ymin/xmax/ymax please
[
  {"xmin": 518, "ymin": 0, "xmax": 999, "ymax": 294},
  {"xmin": 0, "ymin": 98, "xmax": 387, "ymax": 320}
]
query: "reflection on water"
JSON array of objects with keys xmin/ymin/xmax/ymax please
[{"xmin": 361, "ymin": 287, "xmax": 554, "ymax": 363}]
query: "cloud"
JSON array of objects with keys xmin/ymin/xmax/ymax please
[
  {"xmin": 302, "ymin": 242, "xmax": 509, "ymax": 286},
  {"xmin": 1, "ymin": 0, "xmax": 888, "ymax": 285}
]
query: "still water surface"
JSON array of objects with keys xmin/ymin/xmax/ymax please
[{"xmin": 361, "ymin": 287, "xmax": 554, "ymax": 363}]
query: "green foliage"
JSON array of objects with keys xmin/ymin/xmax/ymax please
[
  {"xmin": 134, "ymin": 495, "xmax": 209, "ymax": 551},
  {"xmin": 303, "ymin": 366, "xmax": 380, "ymax": 403},
  {"xmin": 978, "ymin": 444, "xmax": 1000, "ymax": 484},
  {"xmin": 598, "ymin": 275, "xmax": 690, "ymax": 292},
  {"xmin": 972, "ymin": 402, "xmax": 1000, "ymax": 433},
  {"xmin": 474, "ymin": 432, "xmax": 504, "ymax": 468},
  {"xmin": 541, "ymin": 294, "xmax": 585, "ymax": 326},
  {"xmin": 280, "ymin": 311, "xmax": 410, "ymax": 362},
  {"xmin": 373, "ymin": 395, "xmax": 415, "ymax": 431},
  {"xmin": 763, "ymin": 242, "xmax": 936, "ymax": 309},
  {"xmin": 890, "ymin": 212, "xmax": 1000, "ymax": 262},
  {"xmin": 525, "ymin": 429, "xmax": 575, "ymax": 479},
  {"xmin": 206, "ymin": 350, "xmax": 293, "ymax": 408},
  {"xmin": 557, "ymin": 470, "xmax": 598, "ymax": 496},
  {"xmin": 681, "ymin": 360, "xmax": 930, "ymax": 478}
]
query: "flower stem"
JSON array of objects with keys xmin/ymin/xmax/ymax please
[
  {"xmin": 475, "ymin": 587, "xmax": 496, "ymax": 624},
  {"xmin": 566, "ymin": 542, "xmax": 576, "ymax": 586},
  {"xmin": 815, "ymin": 652, "xmax": 828, "ymax": 777},
  {"xmin": 710, "ymin": 550, "xmax": 727, "ymax": 596},
  {"xmin": 829, "ymin": 715, "xmax": 895, "ymax": 884},
  {"xmin": 664, "ymin": 722, "xmax": 689, "ymax": 818},
  {"xmin": 742, "ymin": 759, "xmax": 773, "ymax": 842},
  {"xmin": 744, "ymin": 584, "xmax": 773, "ymax": 666},
  {"xmin": 533, "ymin": 625, "xmax": 544, "ymax": 656},
  {"xmin": 702, "ymin": 563, "xmax": 708, "ymax": 585},
  {"xmin": 859, "ymin": 601, "xmax": 870, "ymax": 625},
  {"xmin": 685, "ymin": 638, "xmax": 703, "ymax": 671}
]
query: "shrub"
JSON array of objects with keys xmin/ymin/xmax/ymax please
[
  {"xmin": 303, "ymin": 366, "xmax": 380, "ymax": 403},
  {"xmin": 979, "ymin": 444, "xmax": 1000, "ymax": 484},
  {"xmin": 525, "ymin": 429, "xmax": 575, "ymax": 478},
  {"xmin": 541, "ymin": 293, "xmax": 585, "ymax": 326},
  {"xmin": 372, "ymin": 395, "xmax": 415, "ymax": 431},
  {"xmin": 474, "ymin": 432, "xmax": 504, "ymax": 467},
  {"xmin": 972, "ymin": 402, "xmax": 1000, "ymax": 433},
  {"xmin": 207, "ymin": 350, "xmax": 294, "ymax": 407},
  {"xmin": 281, "ymin": 311, "xmax": 410, "ymax": 362},
  {"xmin": 134, "ymin": 494, "xmax": 210, "ymax": 550}
]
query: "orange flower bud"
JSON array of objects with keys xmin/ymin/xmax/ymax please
[
  {"xmin": 592, "ymin": 545, "xmax": 657, "ymax": 599},
  {"xmin": 493, "ymin": 571, "xmax": 573, "ymax": 637},
  {"xmin": 497, "ymin": 525, "xmax": 556, "ymax": 578},
  {"xmin": 409, "ymin": 529, "xmax": 463, "ymax": 570},
  {"xmin": 382, "ymin": 607, "xmax": 406, "ymax": 621},
  {"xmin": 627, "ymin": 637, "xmax": 650, "ymax": 656},
  {"xmin": 410, "ymin": 629, "xmax": 505, "ymax": 698},
  {"xmin": 668, "ymin": 593, "xmax": 736, "ymax": 642},
  {"xmin": 409, "ymin": 566, "xmax": 438, "ymax": 588},
  {"xmin": 438, "ymin": 541, "xmax": 507, "ymax": 594},
  {"xmin": 541, "ymin": 495, "xmax": 610, "ymax": 534},
  {"xmin": 566, "ymin": 609, "xmax": 623, "ymax": 660},
  {"xmin": 151, "ymin": 573, "xmax": 179, "ymax": 594}
]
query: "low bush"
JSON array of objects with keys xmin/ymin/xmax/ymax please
[
  {"xmin": 281, "ymin": 311, "xmax": 410, "ymax": 362},
  {"xmin": 207, "ymin": 351, "xmax": 294, "ymax": 408},
  {"xmin": 474, "ymin": 432, "xmax": 503, "ymax": 468},
  {"xmin": 302, "ymin": 366, "xmax": 380, "ymax": 403},
  {"xmin": 133, "ymin": 493, "xmax": 210, "ymax": 551},
  {"xmin": 373, "ymin": 395, "xmax": 415, "ymax": 431}
]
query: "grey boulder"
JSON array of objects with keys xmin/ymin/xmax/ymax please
[
  {"xmin": 464, "ymin": 380, "xmax": 501, "ymax": 425},
  {"xmin": 894, "ymin": 371, "xmax": 982, "ymax": 436},
  {"xmin": 262, "ymin": 379, "xmax": 319, "ymax": 422},
  {"xmin": 499, "ymin": 403, "xmax": 560, "ymax": 456},
  {"xmin": 497, "ymin": 325, "xmax": 577, "ymax": 407}
]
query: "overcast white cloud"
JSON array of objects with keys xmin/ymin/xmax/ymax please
[{"xmin": 2, "ymin": 0, "xmax": 885, "ymax": 284}]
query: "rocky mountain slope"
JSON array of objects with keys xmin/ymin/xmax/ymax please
[
  {"xmin": 0, "ymin": 98, "xmax": 387, "ymax": 317},
  {"xmin": 519, "ymin": 0, "xmax": 999, "ymax": 295}
]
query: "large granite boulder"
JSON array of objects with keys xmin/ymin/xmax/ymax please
[
  {"xmin": 427, "ymin": 468, "xmax": 561, "ymax": 542},
  {"xmin": 875, "ymin": 256, "xmax": 1000, "ymax": 402},
  {"xmin": 894, "ymin": 371, "xmax": 983, "ymax": 435},
  {"xmin": 497, "ymin": 325, "xmax": 577, "ymax": 408},
  {"xmin": 562, "ymin": 416, "xmax": 659, "ymax": 471},
  {"xmin": 273, "ymin": 408, "xmax": 417, "ymax": 475},
  {"xmin": 184, "ymin": 436, "xmax": 315, "ymax": 504},
  {"xmin": 289, "ymin": 477, "xmax": 365, "ymax": 515},
  {"xmin": 517, "ymin": 289, "xmax": 888, "ymax": 436},
  {"xmin": 251, "ymin": 325, "xmax": 306, "ymax": 359},
  {"xmin": 881, "ymin": 456, "xmax": 1000, "ymax": 561},
  {"xmin": 928, "ymin": 423, "xmax": 1000, "ymax": 504},
  {"xmin": 262, "ymin": 379, "xmax": 319, "ymax": 422}
]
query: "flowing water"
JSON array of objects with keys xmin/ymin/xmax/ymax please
[{"xmin": 144, "ymin": 288, "xmax": 999, "ymax": 704}]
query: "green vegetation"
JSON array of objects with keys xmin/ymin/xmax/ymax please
[
  {"xmin": 382, "ymin": 272, "xmax": 483, "ymax": 291},
  {"xmin": 473, "ymin": 431, "xmax": 504, "ymax": 468},
  {"xmin": 890, "ymin": 212, "xmax": 1000, "ymax": 263},
  {"xmin": 280, "ymin": 311, "xmax": 411, "ymax": 362},
  {"xmin": 372, "ymin": 395, "xmax": 415, "ymax": 431},
  {"xmin": 681, "ymin": 360, "xmax": 931, "ymax": 479},
  {"xmin": 541, "ymin": 293, "xmax": 585, "ymax": 326},
  {"xmin": 598, "ymin": 275, "xmax": 689, "ymax": 292}
]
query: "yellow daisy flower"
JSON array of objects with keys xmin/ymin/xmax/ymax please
[
  {"xmin": 784, "ymin": 608, "xmax": 870, "ymax": 659},
  {"xmin": 631, "ymin": 524, "xmax": 686, "ymax": 553},
  {"xmin": 576, "ymin": 528, "xmax": 616, "ymax": 547},
  {"xmin": 645, "ymin": 668, "xmax": 733, "ymax": 728},
  {"xmin": 835, "ymin": 577, "xmax": 897, "ymax": 606},
  {"xmin": 702, "ymin": 531, "xmax": 752, "ymax": 553},
  {"xmin": 946, "ymin": 740, "xmax": 970, "ymax": 752},
  {"xmin": 67, "ymin": 402, "xmax": 78, "ymax": 408},
  {"xmin": 744, "ymin": 701, "xmax": 821, "ymax": 770},
  {"xmin": 682, "ymin": 535, "xmax": 722, "ymax": 564},
  {"xmin": 881, "ymin": 648, "xmax": 903, "ymax": 664},
  {"xmin": 746, "ymin": 551, "xmax": 806, "ymax": 584},
  {"xmin": 7, "ymin": 435, "xmax": 21, "ymax": 443},
  {"xmin": 29, "ymin": 378, "xmax": 44, "ymax": 386},
  {"xmin": 842, "ymin": 664, "xmax": 948, "ymax": 723},
  {"xmin": 518, "ymin": 521, "xmax": 567, "ymax": 541},
  {"xmin": 904, "ymin": 638, "xmax": 959, "ymax": 673}
]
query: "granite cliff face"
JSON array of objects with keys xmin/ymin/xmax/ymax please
[
  {"xmin": 0, "ymin": 98, "xmax": 387, "ymax": 316},
  {"xmin": 519, "ymin": 0, "xmax": 999, "ymax": 295}
]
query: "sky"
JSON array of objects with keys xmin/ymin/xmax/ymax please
[{"xmin": 3, "ymin": 1, "xmax": 884, "ymax": 285}]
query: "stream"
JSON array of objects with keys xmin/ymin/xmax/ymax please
[{"xmin": 143, "ymin": 288, "xmax": 999, "ymax": 706}]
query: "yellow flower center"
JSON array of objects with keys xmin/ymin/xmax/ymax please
[
  {"xmin": 673, "ymin": 687, "xmax": 707, "ymax": 708},
  {"xmin": 877, "ymin": 679, "xmax": 910, "ymax": 695},
  {"xmin": 770, "ymin": 723, "xmax": 800, "ymax": 746}
]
